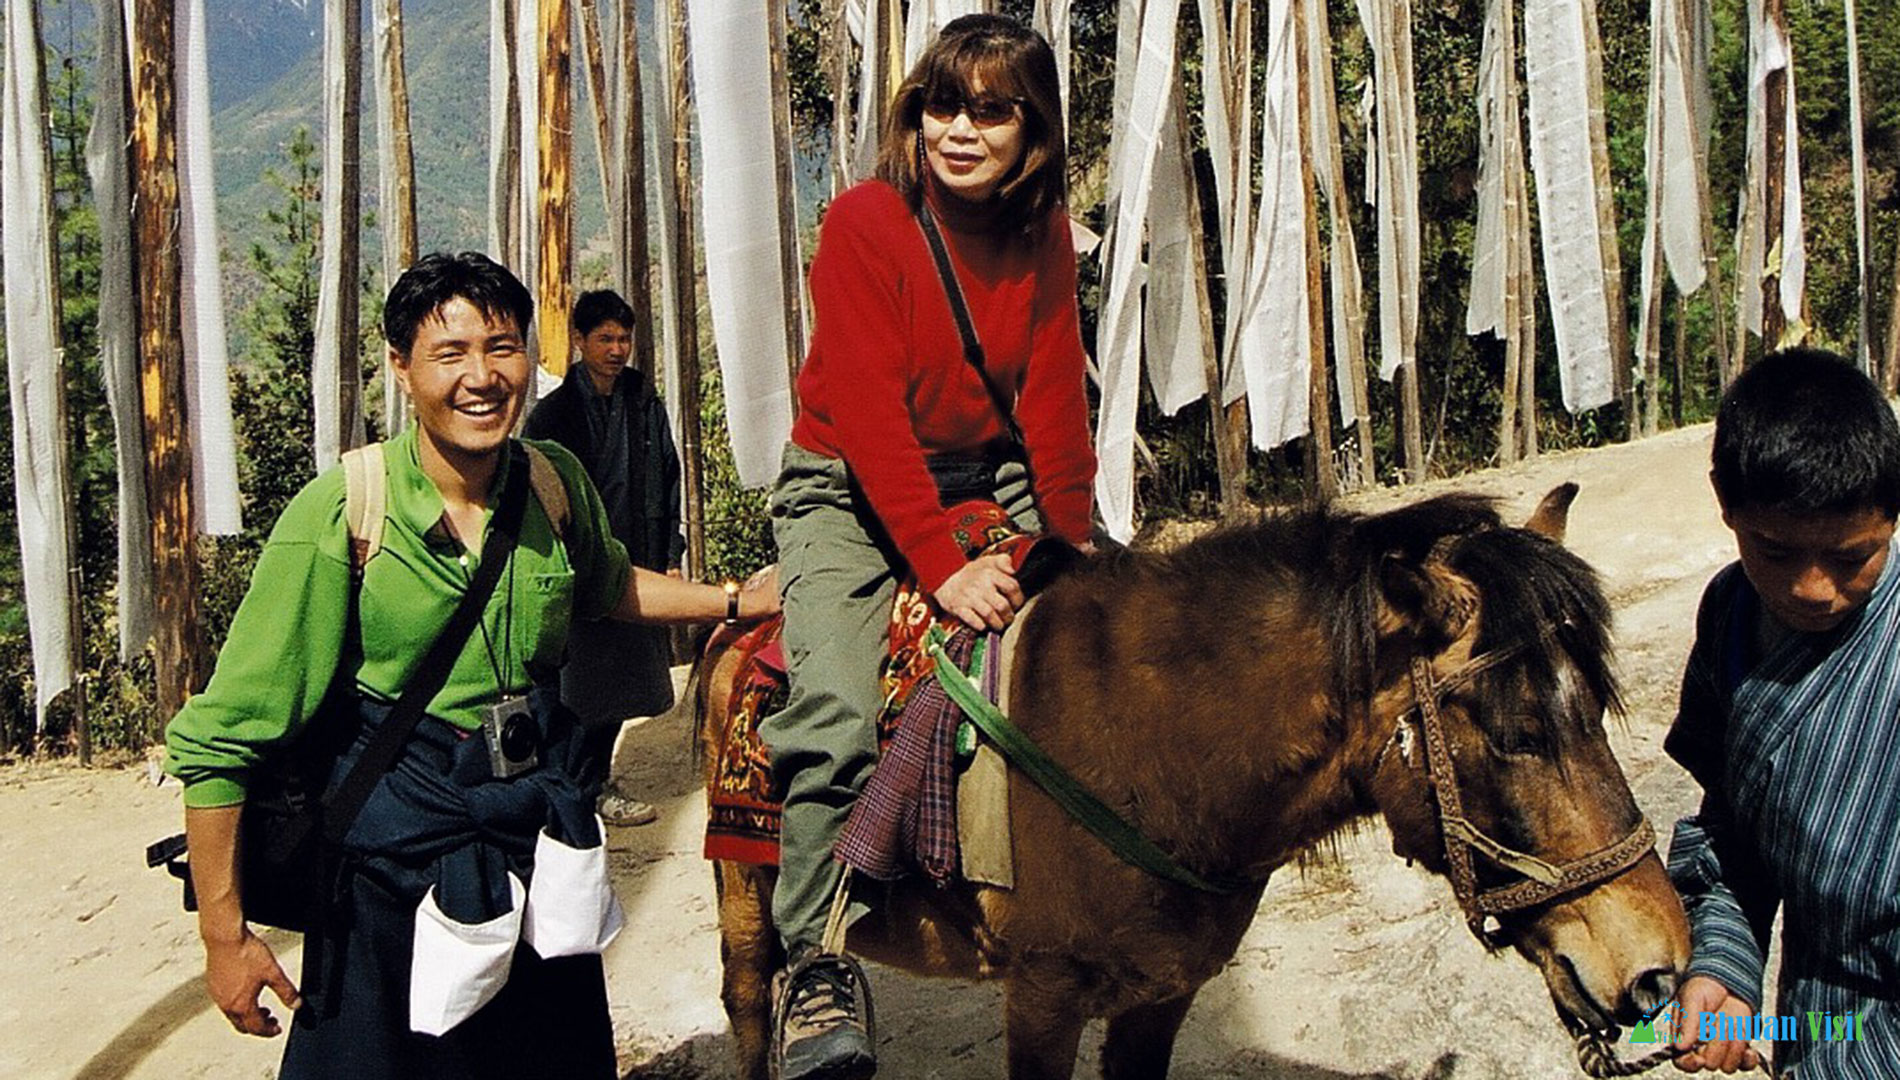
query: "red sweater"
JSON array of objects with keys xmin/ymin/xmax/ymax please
[{"xmin": 791, "ymin": 181, "xmax": 1096, "ymax": 592}]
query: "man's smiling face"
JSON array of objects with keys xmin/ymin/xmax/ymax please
[{"xmin": 390, "ymin": 297, "xmax": 531, "ymax": 474}]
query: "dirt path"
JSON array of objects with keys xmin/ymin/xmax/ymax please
[{"xmin": 1, "ymin": 424, "xmax": 1732, "ymax": 1080}]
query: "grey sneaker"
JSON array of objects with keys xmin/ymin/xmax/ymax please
[
  {"xmin": 774, "ymin": 951, "xmax": 877, "ymax": 1080},
  {"xmin": 597, "ymin": 792, "xmax": 658, "ymax": 826}
]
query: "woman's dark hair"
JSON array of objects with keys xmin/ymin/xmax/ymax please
[
  {"xmin": 1711, "ymin": 347, "xmax": 1900, "ymax": 517},
  {"xmin": 873, "ymin": 14, "xmax": 1066, "ymax": 239},
  {"xmin": 383, "ymin": 252, "xmax": 534, "ymax": 355},
  {"xmin": 571, "ymin": 289, "xmax": 636, "ymax": 337}
]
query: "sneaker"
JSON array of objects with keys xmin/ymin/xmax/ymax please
[
  {"xmin": 774, "ymin": 951, "xmax": 877, "ymax": 1080},
  {"xmin": 597, "ymin": 792, "xmax": 658, "ymax": 826}
]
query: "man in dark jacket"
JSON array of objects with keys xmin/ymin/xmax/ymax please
[{"xmin": 524, "ymin": 289, "xmax": 685, "ymax": 825}]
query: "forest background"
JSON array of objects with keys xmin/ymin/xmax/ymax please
[{"xmin": 0, "ymin": 0, "xmax": 1894, "ymax": 753}]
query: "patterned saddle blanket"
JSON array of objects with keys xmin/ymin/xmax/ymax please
[{"xmin": 703, "ymin": 501, "xmax": 1069, "ymax": 874}]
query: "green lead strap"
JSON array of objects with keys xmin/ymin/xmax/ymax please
[{"xmin": 925, "ymin": 625, "xmax": 1246, "ymax": 895}]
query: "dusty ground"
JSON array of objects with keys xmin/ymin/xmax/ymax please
[{"xmin": 1, "ymin": 424, "xmax": 1743, "ymax": 1080}]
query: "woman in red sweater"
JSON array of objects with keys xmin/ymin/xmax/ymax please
[{"xmin": 761, "ymin": 15, "xmax": 1095, "ymax": 1079}]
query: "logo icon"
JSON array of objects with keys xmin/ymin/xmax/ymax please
[{"xmin": 1629, "ymin": 999, "xmax": 1681, "ymax": 1045}]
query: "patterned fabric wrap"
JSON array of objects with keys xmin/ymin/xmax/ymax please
[
  {"xmin": 703, "ymin": 501, "xmax": 1038, "ymax": 869},
  {"xmin": 832, "ymin": 628, "xmax": 978, "ymax": 884}
]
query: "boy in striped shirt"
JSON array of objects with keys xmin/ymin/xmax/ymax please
[{"xmin": 1666, "ymin": 348, "xmax": 1900, "ymax": 1077}]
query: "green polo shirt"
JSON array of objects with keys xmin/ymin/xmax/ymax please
[{"xmin": 165, "ymin": 427, "xmax": 631, "ymax": 808}]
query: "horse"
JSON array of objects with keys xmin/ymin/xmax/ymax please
[{"xmin": 694, "ymin": 486, "xmax": 1691, "ymax": 1079}]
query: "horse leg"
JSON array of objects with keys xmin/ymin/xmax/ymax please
[
  {"xmin": 1004, "ymin": 971, "xmax": 1088, "ymax": 1080},
  {"xmin": 1099, "ymin": 993, "xmax": 1197, "ymax": 1080},
  {"xmin": 715, "ymin": 860, "xmax": 782, "ymax": 1080}
]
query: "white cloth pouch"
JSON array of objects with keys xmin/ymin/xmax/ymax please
[
  {"xmin": 409, "ymin": 871, "xmax": 525, "ymax": 1036},
  {"xmin": 521, "ymin": 819, "xmax": 624, "ymax": 957}
]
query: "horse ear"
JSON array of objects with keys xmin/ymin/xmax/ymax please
[
  {"xmin": 1524, "ymin": 483, "xmax": 1579, "ymax": 543},
  {"xmin": 1379, "ymin": 553, "xmax": 1477, "ymax": 645}
]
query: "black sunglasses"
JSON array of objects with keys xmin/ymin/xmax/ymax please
[{"xmin": 921, "ymin": 93, "xmax": 1023, "ymax": 128}]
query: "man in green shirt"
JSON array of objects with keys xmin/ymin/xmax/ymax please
[{"xmin": 166, "ymin": 252, "xmax": 774, "ymax": 1079}]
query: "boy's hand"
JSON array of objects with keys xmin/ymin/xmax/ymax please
[{"xmin": 1673, "ymin": 974, "xmax": 1763, "ymax": 1073}]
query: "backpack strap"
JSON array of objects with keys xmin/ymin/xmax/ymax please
[
  {"xmin": 343, "ymin": 440, "xmax": 567, "ymax": 574},
  {"xmin": 342, "ymin": 442, "xmax": 388, "ymax": 576},
  {"xmin": 523, "ymin": 442, "xmax": 570, "ymax": 539}
]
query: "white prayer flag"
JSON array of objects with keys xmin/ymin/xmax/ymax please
[{"xmin": 686, "ymin": 0, "xmax": 799, "ymax": 488}]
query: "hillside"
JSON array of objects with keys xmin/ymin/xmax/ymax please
[{"xmin": 208, "ymin": 0, "xmax": 620, "ymax": 300}]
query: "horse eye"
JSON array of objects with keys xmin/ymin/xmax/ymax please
[{"xmin": 1487, "ymin": 719, "xmax": 1547, "ymax": 758}]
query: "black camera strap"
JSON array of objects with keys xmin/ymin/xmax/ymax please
[
  {"xmin": 916, "ymin": 204, "xmax": 1027, "ymax": 447},
  {"xmin": 320, "ymin": 441, "xmax": 533, "ymax": 846}
]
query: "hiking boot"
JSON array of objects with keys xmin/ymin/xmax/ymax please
[{"xmin": 773, "ymin": 951, "xmax": 877, "ymax": 1080}]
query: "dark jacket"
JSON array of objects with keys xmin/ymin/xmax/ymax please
[{"xmin": 523, "ymin": 366, "xmax": 684, "ymax": 572}]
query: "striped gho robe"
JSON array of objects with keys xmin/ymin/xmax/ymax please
[{"xmin": 1665, "ymin": 546, "xmax": 1900, "ymax": 1077}]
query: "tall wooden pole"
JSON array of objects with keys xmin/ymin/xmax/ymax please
[
  {"xmin": 314, "ymin": 0, "xmax": 365, "ymax": 464},
  {"xmin": 613, "ymin": 0, "xmax": 655, "ymax": 375},
  {"xmin": 665, "ymin": 0, "xmax": 706, "ymax": 578},
  {"xmin": 1759, "ymin": 0, "xmax": 1787, "ymax": 351},
  {"xmin": 1170, "ymin": 68, "xmax": 1239, "ymax": 518},
  {"xmin": 489, "ymin": 0, "xmax": 522, "ymax": 267},
  {"xmin": 1887, "ymin": 244, "xmax": 1900, "ymax": 394},
  {"xmin": 1843, "ymin": 0, "xmax": 1872, "ymax": 374},
  {"xmin": 1496, "ymin": 0, "xmax": 1528, "ymax": 463},
  {"xmin": 375, "ymin": 0, "xmax": 417, "ymax": 434},
  {"xmin": 1579, "ymin": 0, "xmax": 1630, "ymax": 426},
  {"xmin": 130, "ymin": 0, "xmax": 203, "ymax": 727},
  {"xmin": 1291, "ymin": 0, "xmax": 1336, "ymax": 502},
  {"xmin": 578, "ymin": 0, "xmax": 615, "ymax": 228},
  {"xmin": 828, "ymin": 0, "xmax": 853, "ymax": 196},
  {"xmin": 1308, "ymin": 0, "xmax": 1373, "ymax": 485},
  {"xmin": 767, "ymin": 0, "xmax": 807, "ymax": 390},
  {"xmin": 1513, "ymin": 63, "xmax": 1539, "ymax": 460},
  {"xmin": 538, "ymin": 0, "xmax": 574, "ymax": 375},
  {"xmin": 1218, "ymin": 0, "xmax": 1254, "ymax": 512}
]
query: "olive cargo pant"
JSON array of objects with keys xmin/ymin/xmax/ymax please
[{"xmin": 761, "ymin": 443, "xmax": 1038, "ymax": 952}]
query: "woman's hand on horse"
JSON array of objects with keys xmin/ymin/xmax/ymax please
[
  {"xmin": 738, "ymin": 566, "xmax": 781, "ymax": 621},
  {"xmin": 1671, "ymin": 974, "xmax": 1762, "ymax": 1073},
  {"xmin": 934, "ymin": 553, "xmax": 1025, "ymax": 631}
]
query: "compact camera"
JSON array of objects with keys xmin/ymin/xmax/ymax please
[{"xmin": 482, "ymin": 694, "xmax": 540, "ymax": 779}]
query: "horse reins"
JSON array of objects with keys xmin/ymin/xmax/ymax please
[{"xmin": 1394, "ymin": 645, "xmax": 1657, "ymax": 946}]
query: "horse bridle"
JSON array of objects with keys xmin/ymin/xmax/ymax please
[{"xmin": 1387, "ymin": 639, "xmax": 1657, "ymax": 947}]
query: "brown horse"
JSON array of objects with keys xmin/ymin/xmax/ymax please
[{"xmin": 696, "ymin": 487, "xmax": 1691, "ymax": 1079}]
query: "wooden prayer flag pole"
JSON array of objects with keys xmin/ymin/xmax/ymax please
[
  {"xmin": 1759, "ymin": 0, "xmax": 1787, "ymax": 351},
  {"xmin": 578, "ymin": 0, "xmax": 615, "ymax": 229},
  {"xmin": 538, "ymin": 0, "xmax": 574, "ymax": 376},
  {"xmin": 130, "ymin": 0, "xmax": 204, "ymax": 727},
  {"xmin": 612, "ymin": 0, "xmax": 656, "ymax": 378},
  {"xmin": 374, "ymin": 0, "xmax": 417, "ymax": 433},
  {"xmin": 663, "ymin": 0, "xmax": 707, "ymax": 579},
  {"xmin": 767, "ymin": 0, "xmax": 807, "ymax": 391},
  {"xmin": 1290, "ymin": 0, "xmax": 1337, "ymax": 502}
]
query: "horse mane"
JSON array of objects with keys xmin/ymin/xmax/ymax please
[{"xmin": 1124, "ymin": 492, "xmax": 1620, "ymax": 738}]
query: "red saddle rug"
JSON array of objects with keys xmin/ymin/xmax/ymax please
[{"xmin": 703, "ymin": 501, "xmax": 1037, "ymax": 866}]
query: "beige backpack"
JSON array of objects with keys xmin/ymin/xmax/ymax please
[{"xmin": 340, "ymin": 441, "xmax": 571, "ymax": 572}]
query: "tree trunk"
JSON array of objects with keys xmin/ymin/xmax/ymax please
[
  {"xmin": 538, "ymin": 0, "xmax": 574, "ymax": 375},
  {"xmin": 130, "ymin": 0, "xmax": 204, "ymax": 727},
  {"xmin": 489, "ymin": 0, "xmax": 521, "ymax": 267},
  {"xmin": 578, "ymin": 0, "xmax": 615, "ymax": 228},
  {"xmin": 1172, "ymin": 59, "xmax": 1240, "ymax": 518},
  {"xmin": 1307, "ymin": 0, "xmax": 1372, "ymax": 486},
  {"xmin": 1291, "ymin": 0, "xmax": 1336, "ymax": 503},
  {"xmin": 664, "ymin": 0, "xmax": 707, "ymax": 580},
  {"xmin": 374, "ymin": 0, "xmax": 417, "ymax": 434},
  {"xmin": 613, "ymin": 0, "xmax": 655, "ymax": 377},
  {"xmin": 315, "ymin": 0, "xmax": 364, "ymax": 464},
  {"xmin": 1759, "ymin": 0, "xmax": 1787, "ymax": 351},
  {"xmin": 1579, "ymin": 0, "xmax": 1630, "ymax": 430},
  {"xmin": 767, "ymin": 0, "xmax": 806, "ymax": 392}
]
